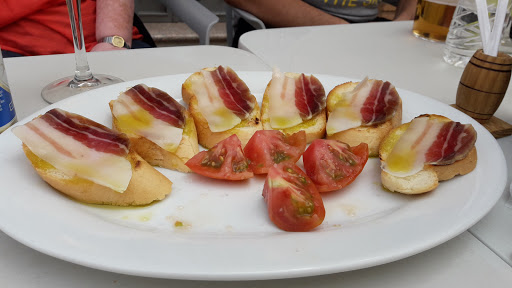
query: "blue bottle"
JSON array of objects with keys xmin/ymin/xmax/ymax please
[{"xmin": 0, "ymin": 48, "xmax": 17, "ymax": 133}]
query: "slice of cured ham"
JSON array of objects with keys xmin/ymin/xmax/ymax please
[
  {"xmin": 190, "ymin": 66, "xmax": 255, "ymax": 132},
  {"xmin": 268, "ymin": 69, "xmax": 326, "ymax": 129},
  {"xmin": 112, "ymin": 84, "xmax": 185, "ymax": 151},
  {"xmin": 294, "ymin": 73, "xmax": 326, "ymax": 120},
  {"xmin": 382, "ymin": 115, "xmax": 477, "ymax": 177},
  {"xmin": 205, "ymin": 66, "xmax": 255, "ymax": 118},
  {"xmin": 12, "ymin": 108, "xmax": 132, "ymax": 192},
  {"xmin": 124, "ymin": 84, "xmax": 185, "ymax": 128},
  {"xmin": 326, "ymin": 77, "xmax": 400, "ymax": 135}
]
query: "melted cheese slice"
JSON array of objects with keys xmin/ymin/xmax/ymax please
[
  {"xmin": 188, "ymin": 71, "xmax": 241, "ymax": 132},
  {"xmin": 382, "ymin": 117, "xmax": 443, "ymax": 177},
  {"xmin": 326, "ymin": 77, "xmax": 372, "ymax": 135},
  {"xmin": 112, "ymin": 94, "xmax": 183, "ymax": 152},
  {"xmin": 268, "ymin": 69, "xmax": 303, "ymax": 129},
  {"xmin": 13, "ymin": 119, "xmax": 132, "ymax": 192}
]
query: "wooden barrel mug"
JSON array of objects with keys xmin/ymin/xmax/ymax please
[{"xmin": 456, "ymin": 49, "xmax": 512, "ymax": 122}]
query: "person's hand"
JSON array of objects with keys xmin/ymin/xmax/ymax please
[{"xmin": 90, "ymin": 42, "xmax": 127, "ymax": 52}]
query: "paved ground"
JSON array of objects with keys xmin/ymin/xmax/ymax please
[{"xmin": 144, "ymin": 22, "xmax": 228, "ymax": 47}]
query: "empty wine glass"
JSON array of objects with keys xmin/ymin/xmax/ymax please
[{"xmin": 41, "ymin": 0, "xmax": 123, "ymax": 104}]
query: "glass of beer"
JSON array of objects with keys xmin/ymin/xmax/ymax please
[{"xmin": 413, "ymin": 0, "xmax": 459, "ymax": 42}]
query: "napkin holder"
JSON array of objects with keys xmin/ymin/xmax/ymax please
[{"xmin": 453, "ymin": 49, "xmax": 512, "ymax": 138}]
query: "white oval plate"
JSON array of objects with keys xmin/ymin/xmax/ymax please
[{"xmin": 0, "ymin": 72, "xmax": 506, "ymax": 280}]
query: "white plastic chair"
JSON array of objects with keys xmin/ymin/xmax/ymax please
[
  {"xmin": 225, "ymin": 4, "xmax": 266, "ymax": 46},
  {"xmin": 159, "ymin": 0, "xmax": 220, "ymax": 45}
]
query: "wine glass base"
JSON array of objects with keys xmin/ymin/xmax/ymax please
[{"xmin": 41, "ymin": 74, "xmax": 123, "ymax": 104}]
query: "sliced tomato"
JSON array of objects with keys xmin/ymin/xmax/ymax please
[
  {"xmin": 244, "ymin": 130, "xmax": 306, "ymax": 174},
  {"xmin": 303, "ymin": 139, "xmax": 368, "ymax": 192},
  {"xmin": 185, "ymin": 134, "xmax": 253, "ymax": 180},
  {"xmin": 263, "ymin": 163, "xmax": 325, "ymax": 232}
]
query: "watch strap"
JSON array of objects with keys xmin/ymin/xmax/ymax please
[{"xmin": 99, "ymin": 35, "xmax": 131, "ymax": 49}]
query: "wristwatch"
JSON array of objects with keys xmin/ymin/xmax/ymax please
[{"xmin": 98, "ymin": 35, "xmax": 131, "ymax": 49}]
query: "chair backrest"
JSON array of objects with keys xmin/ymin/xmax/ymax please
[
  {"xmin": 133, "ymin": 13, "xmax": 157, "ymax": 47},
  {"xmin": 159, "ymin": 0, "xmax": 219, "ymax": 45},
  {"xmin": 225, "ymin": 4, "xmax": 266, "ymax": 47}
]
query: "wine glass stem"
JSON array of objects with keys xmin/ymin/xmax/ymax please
[{"xmin": 67, "ymin": 0, "xmax": 93, "ymax": 82}]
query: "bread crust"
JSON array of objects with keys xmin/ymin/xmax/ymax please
[
  {"xmin": 379, "ymin": 115, "xmax": 477, "ymax": 194},
  {"xmin": 23, "ymin": 144, "xmax": 172, "ymax": 206},
  {"xmin": 109, "ymin": 101, "xmax": 199, "ymax": 173},
  {"xmin": 381, "ymin": 167, "xmax": 439, "ymax": 194},
  {"xmin": 326, "ymin": 81, "xmax": 402, "ymax": 157},
  {"xmin": 182, "ymin": 69, "xmax": 262, "ymax": 148},
  {"xmin": 260, "ymin": 72, "xmax": 326, "ymax": 143},
  {"xmin": 432, "ymin": 147, "xmax": 477, "ymax": 181}
]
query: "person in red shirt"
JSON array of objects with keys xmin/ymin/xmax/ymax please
[{"xmin": 0, "ymin": 0, "xmax": 153, "ymax": 57}]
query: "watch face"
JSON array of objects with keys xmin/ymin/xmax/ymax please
[{"xmin": 112, "ymin": 36, "xmax": 124, "ymax": 48}]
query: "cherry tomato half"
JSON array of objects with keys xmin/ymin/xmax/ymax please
[
  {"xmin": 186, "ymin": 134, "xmax": 253, "ymax": 180},
  {"xmin": 263, "ymin": 163, "xmax": 325, "ymax": 232},
  {"xmin": 244, "ymin": 130, "xmax": 306, "ymax": 174},
  {"xmin": 303, "ymin": 139, "xmax": 368, "ymax": 192}
]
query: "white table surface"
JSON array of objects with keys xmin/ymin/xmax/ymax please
[
  {"xmin": 240, "ymin": 20, "xmax": 512, "ymax": 266},
  {"xmin": 1, "ymin": 44, "xmax": 511, "ymax": 287}
]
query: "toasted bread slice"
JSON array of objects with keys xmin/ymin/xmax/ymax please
[
  {"xmin": 326, "ymin": 81, "xmax": 402, "ymax": 157},
  {"xmin": 381, "ymin": 167, "xmax": 439, "ymax": 194},
  {"xmin": 379, "ymin": 115, "xmax": 477, "ymax": 194},
  {"xmin": 260, "ymin": 72, "xmax": 326, "ymax": 143},
  {"xmin": 23, "ymin": 144, "xmax": 172, "ymax": 206},
  {"xmin": 109, "ymin": 101, "xmax": 199, "ymax": 173},
  {"xmin": 182, "ymin": 68, "xmax": 262, "ymax": 148}
]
